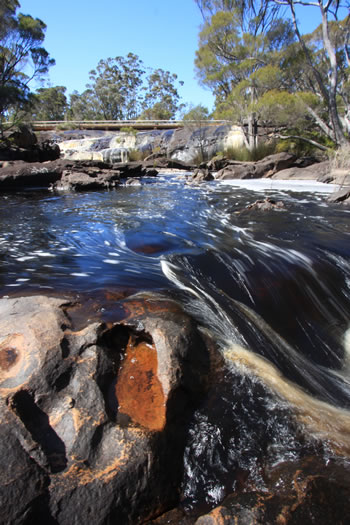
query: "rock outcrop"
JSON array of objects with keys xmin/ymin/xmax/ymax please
[
  {"xmin": 0, "ymin": 293, "xmax": 210, "ymax": 524},
  {"xmin": 1, "ymin": 125, "xmax": 60, "ymax": 163},
  {"xmin": 188, "ymin": 168, "xmax": 214, "ymax": 184},
  {"xmin": 327, "ymin": 187, "xmax": 350, "ymax": 205},
  {"xmin": 48, "ymin": 124, "xmax": 245, "ymax": 165},
  {"xmin": 215, "ymin": 152, "xmax": 297, "ymax": 180},
  {"xmin": 0, "ymin": 159, "xmax": 159, "ymax": 191}
]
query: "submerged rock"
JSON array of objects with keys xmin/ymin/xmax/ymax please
[
  {"xmin": 244, "ymin": 197, "xmax": 286, "ymax": 211},
  {"xmin": 194, "ymin": 457, "xmax": 350, "ymax": 525}
]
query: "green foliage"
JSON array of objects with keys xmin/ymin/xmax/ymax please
[
  {"xmin": 119, "ymin": 126, "xmax": 137, "ymax": 135},
  {"xmin": 182, "ymin": 104, "xmax": 210, "ymax": 122},
  {"xmin": 31, "ymin": 86, "xmax": 68, "ymax": 120},
  {"xmin": 69, "ymin": 56, "xmax": 184, "ymax": 122},
  {"xmin": 0, "ymin": 2, "xmax": 54, "ymax": 133},
  {"xmin": 195, "ymin": 1, "xmax": 295, "ymax": 149},
  {"xmin": 128, "ymin": 148, "xmax": 148, "ymax": 161},
  {"xmin": 140, "ymin": 69, "xmax": 184, "ymax": 120}
]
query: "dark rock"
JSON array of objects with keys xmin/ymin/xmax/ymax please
[
  {"xmin": 0, "ymin": 293, "xmax": 210, "ymax": 524},
  {"xmin": 244, "ymin": 197, "xmax": 286, "ymax": 211},
  {"xmin": 188, "ymin": 168, "xmax": 214, "ymax": 184},
  {"xmin": 0, "ymin": 160, "xmax": 63, "ymax": 190},
  {"xmin": 52, "ymin": 168, "xmax": 121, "ymax": 192},
  {"xmin": 194, "ymin": 457, "xmax": 350, "ymax": 525},
  {"xmin": 8, "ymin": 125, "xmax": 37, "ymax": 148},
  {"xmin": 144, "ymin": 167, "xmax": 159, "ymax": 177},
  {"xmin": 272, "ymin": 160, "xmax": 330, "ymax": 181},
  {"xmin": 143, "ymin": 157, "xmax": 194, "ymax": 171},
  {"xmin": 216, "ymin": 153, "xmax": 297, "ymax": 180},
  {"xmin": 293, "ymin": 156, "xmax": 320, "ymax": 168},
  {"xmin": 327, "ymin": 187, "xmax": 350, "ymax": 204}
]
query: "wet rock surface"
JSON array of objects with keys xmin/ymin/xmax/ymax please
[
  {"xmin": 0, "ymin": 158, "xmax": 159, "ymax": 191},
  {"xmin": 244, "ymin": 197, "xmax": 286, "ymax": 212},
  {"xmin": 0, "ymin": 293, "xmax": 210, "ymax": 524},
  {"xmin": 193, "ymin": 457, "xmax": 350, "ymax": 525},
  {"xmin": 1, "ymin": 293, "xmax": 350, "ymax": 523}
]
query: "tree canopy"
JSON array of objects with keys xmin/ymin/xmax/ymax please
[
  {"xmin": 195, "ymin": 0, "xmax": 350, "ymax": 148},
  {"xmin": 0, "ymin": 0, "xmax": 54, "ymax": 132},
  {"xmin": 69, "ymin": 55, "xmax": 184, "ymax": 121}
]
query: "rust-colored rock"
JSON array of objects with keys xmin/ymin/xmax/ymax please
[
  {"xmin": 0, "ymin": 293, "xmax": 211, "ymax": 524},
  {"xmin": 116, "ymin": 336, "xmax": 166, "ymax": 431}
]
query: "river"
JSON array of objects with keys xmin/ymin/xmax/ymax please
[{"xmin": 1, "ymin": 173, "xmax": 350, "ymax": 512}]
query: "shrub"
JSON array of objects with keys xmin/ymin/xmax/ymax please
[
  {"xmin": 119, "ymin": 126, "xmax": 137, "ymax": 136},
  {"xmin": 128, "ymin": 148, "xmax": 148, "ymax": 161},
  {"xmin": 224, "ymin": 142, "xmax": 277, "ymax": 162},
  {"xmin": 329, "ymin": 143, "xmax": 350, "ymax": 171}
]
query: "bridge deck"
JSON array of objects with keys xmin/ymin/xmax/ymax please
[{"xmin": 30, "ymin": 120, "xmax": 229, "ymax": 131}]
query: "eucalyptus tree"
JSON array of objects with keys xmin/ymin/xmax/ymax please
[
  {"xmin": 272, "ymin": 0, "xmax": 350, "ymax": 146},
  {"xmin": 140, "ymin": 69, "xmax": 184, "ymax": 120},
  {"xmin": 85, "ymin": 53, "xmax": 145, "ymax": 120},
  {"xmin": 69, "ymin": 56, "xmax": 184, "ymax": 122},
  {"xmin": 194, "ymin": 0, "xmax": 295, "ymax": 149},
  {"xmin": 182, "ymin": 103, "xmax": 211, "ymax": 161},
  {"xmin": 31, "ymin": 86, "xmax": 68, "ymax": 121},
  {"xmin": 0, "ymin": 1, "xmax": 54, "ymax": 134}
]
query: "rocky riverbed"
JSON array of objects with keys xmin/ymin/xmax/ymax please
[{"xmin": 1, "ymin": 128, "xmax": 350, "ymax": 523}]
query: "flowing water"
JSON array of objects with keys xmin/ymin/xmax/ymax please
[{"xmin": 1, "ymin": 173, "xmax": 350, "ymax": 511}]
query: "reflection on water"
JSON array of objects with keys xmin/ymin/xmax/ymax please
[{"xmin": 1, "ymin": 173, "xmax": 350, "ymax": 511}]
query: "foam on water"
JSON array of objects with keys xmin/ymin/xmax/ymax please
[{"xmin": 217, "ymin": 178, "xmax": 340, "ymax": 194}]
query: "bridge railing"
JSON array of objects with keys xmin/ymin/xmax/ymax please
[{"xmin": 29, "ymin": 119, "xmax": 230, "ymax": 131}]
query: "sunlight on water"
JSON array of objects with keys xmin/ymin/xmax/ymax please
[{"xmin": 1, "ymin": 173, "xmax": 350, "ymax": 512}]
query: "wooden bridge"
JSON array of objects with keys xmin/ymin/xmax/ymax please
[{"xmin": 30, "ymin": 119, "xmax": 229, "ymax": 132}]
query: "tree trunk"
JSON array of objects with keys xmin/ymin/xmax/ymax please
[
  {"xmin": 320, "ymin": 5, "xmax": 348, "ymax": 146},
  {"xmin": 247, "ymin": 113, "xmax": 258, "ymax": 151}
]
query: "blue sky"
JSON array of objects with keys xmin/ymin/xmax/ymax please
[
  {"xmin": 19, "ymin": 0, "xmax": 216, "ymax": 111},
  {"xmin": 18, "ymin": 1, "xmax": 336, "ymax": 113}
]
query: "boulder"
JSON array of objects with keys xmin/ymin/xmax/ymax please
[
  {"xmin": 0, "ymin": 160, "xmax": 63, "ymax": 190},
  {"xmin": 215, "ymin": 153, "xmax": 297, "ymax": 180},
  {"xmin": 1, "ymin": 125, "xmax": 60, "ymax": 162},
  {"xmin": 8, "ymin": 125, "xmax": 37, "ymax": 148},
  {"xmin": 188, "ymin": 168, "xmax": 214, "ymax": 184},
  {"xmin": 0, "ymin": 293, "xmax": 210, "ymax": 524},
  {"xmin": 52, "ymin": 168, "xmax": 121, "ymax": 192},
  {"xmin": 271, "ymin": 160, "xmax": 330, "ymax": 181},
  {"xmin": 143, "ymin": 157, "xmax": 194, "ymax": 171},
  {"xmin": 216, "ymin": 162, "xmax": 255, "ymax": 180},
  {"xmin": 327, "ymin": 186, "xmax": 350, "ymax": 205}
]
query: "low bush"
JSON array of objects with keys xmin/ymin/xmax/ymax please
[
  {"xmin": 224, "ymin": 142, "xmax": 277, "ymax": 162},
  {"xmin": 329, "ymin": 143, "xmax": 350, "ymax": 171}
]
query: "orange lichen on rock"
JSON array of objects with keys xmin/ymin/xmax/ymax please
[{"xmin": 115, "ymin": 336, "xmax": 166, "ymax": 432}]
